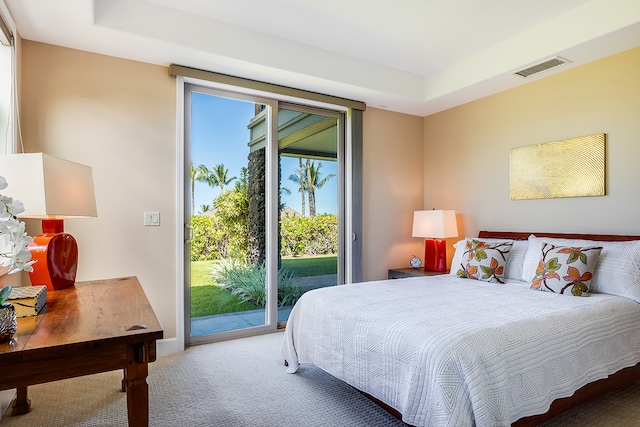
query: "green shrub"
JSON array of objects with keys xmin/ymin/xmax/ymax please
[
  {"xmin": 280, "ymin": 214, "xmax": 338, "ymax": 256},
  {"xmin": 190, "ymin": 216, "xmax": 229, "ymax": 261},
  {"xmin": 192, "ymin": 212, "xmax": 338, "ymax": 261},
  {"xmin": 210, "ymin": 259, "xmax": 304, "ymax": 308},
  {"xmin": 213, "ymin": 186, "xmax": 249, "ymax": 263}
]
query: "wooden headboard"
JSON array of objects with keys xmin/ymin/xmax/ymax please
[{"xmin": 479, "ymin": 230, "xmax": 640, "ymax": 242}]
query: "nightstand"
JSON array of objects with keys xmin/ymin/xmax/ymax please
[{"xmin": 388, "ymin": 268, "xmax": 449, "ymax": 279}]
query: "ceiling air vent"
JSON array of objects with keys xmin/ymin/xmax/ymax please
[{"xmin": 514, "ymin": 57, "xmax": 570, "ymax": 78}]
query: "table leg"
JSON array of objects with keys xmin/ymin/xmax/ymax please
[
  {"xmin": 124, "ymin": 342, "xmax": 150, "ymax": 427},
  {"xmin": 11, "ymin": 387, "xmax": 31, "ymax": 416}
]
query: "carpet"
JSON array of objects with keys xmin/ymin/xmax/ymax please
[{"xmin": 1, "ymin": 331, "xmax": 639, "ymax": 426}]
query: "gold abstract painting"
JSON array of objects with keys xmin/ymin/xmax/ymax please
[{"xmin": 510, "ymin": 134, "xmax": 605, "ymax": 200}]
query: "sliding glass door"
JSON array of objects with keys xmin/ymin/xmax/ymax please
[
  {"xmin": 275, "ymin": 105, "xmax": 342, "ymax": 326},
  {"xmin": 186, "ymin": 90, "xmax": 270, "ymax": 343},
  {"xmin": 184, "ymin": 85, "xmax": 345, "ymax": 344}
]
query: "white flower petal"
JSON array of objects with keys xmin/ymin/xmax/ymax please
[
  {"xmin": 0, "ymin": 185, "xmax": 33, "ymax": 276},
  {"xmin": 7, "ymin": 200, "xmax": 24, "ymax": 216}
]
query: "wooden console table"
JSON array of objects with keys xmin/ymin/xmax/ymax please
[{"xmin": 0, "ymin": 276, "xmax": 163, "ymax": 427}]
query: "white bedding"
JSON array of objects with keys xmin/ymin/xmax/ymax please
[{"xmin": 281, "ymin": 275, "xmax": 640, "ymax": 427}]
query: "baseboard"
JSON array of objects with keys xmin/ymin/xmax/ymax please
[
  {"xmin": 0, "ymin": 389, "xmax": 15, "ymax": 421},
  {"xmin": 157, "ymin": 337, "xmax": 183, "ymax": 356}
]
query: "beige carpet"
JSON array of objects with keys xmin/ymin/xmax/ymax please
[{"xmin": 1, "ymin": 331, "xmax": 639, "ymax": 427}]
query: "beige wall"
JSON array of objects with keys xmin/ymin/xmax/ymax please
[
  {"xmin": 362, "ymin": 108, "xmax": 424, "ymax": 281},
  {"xmin": 18, "ymin": 40, "xmax": 640, "ymax": 347},
  {"xmin": 20, "ymin": 41, "xmax": 178, "ymax": 340},
  {"xmin": 424, "ymin": 46, "xmax": 640, "ymax": 242}
]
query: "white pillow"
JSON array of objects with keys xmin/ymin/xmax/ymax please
[
  {"xmin": 522, "ymin": 235, "xmax": 640, "ymax": 302},
  {"xmin": 450, "ymin": 237, "xmax": 527, "ymax": 281},
  {"xmin": 504, "ymin": 239, "xmax": 528, "ymax": 281}
]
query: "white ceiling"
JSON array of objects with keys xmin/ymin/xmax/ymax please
[{"xmin": 5, "ymin": 0, "xmax": 640, "ymax": 116}]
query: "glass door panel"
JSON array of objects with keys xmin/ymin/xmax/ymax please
[
  {"xmin": 188, "ymin": 91, "xmax": 268, "ymax": 340},
  {"xmin": 275, "ymin": 106, "xmax": 342, "ymax": 326}
]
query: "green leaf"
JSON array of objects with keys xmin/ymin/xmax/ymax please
[
  {"xmin": 571, "ymin": 282, "xmax": 588, "ymax": 296},
  {"xmin": 545, "ymin": 257, "xmax": 561, "ymax": 272},
  {"xmin": 474, "ymin": 250, "xmax": 488, "ymax": 262},
  {"xmin": 456, "ymin": 269, "xmax": 467, "ymax": 278},
  {"xmin": 579, "ymin": 252, "xmax": 588, "ymax": 264},
  {"xmin": 480, "ymin": 265, "xmax": 493, "ymax": 278},
  {"xmin": 566, "ymin": 252, "xmax": 579, "ymax": 264}
]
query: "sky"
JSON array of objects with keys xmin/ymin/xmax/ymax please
[{"xmin": 190, "ymin": 93, "xmax": 338, "ymax": 215}]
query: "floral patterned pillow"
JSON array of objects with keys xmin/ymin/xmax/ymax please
[
  {"xmin": 454, "ymin": 239, "xmax": 513, "ymax": 283},
  {"xmin": 530, "ymin": 243, "xmax": 603, "ymax": 296}
]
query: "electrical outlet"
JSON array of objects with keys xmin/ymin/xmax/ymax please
[{"xmin": 144, "ymin": 211, "xmax": 160, "ymax": 226}]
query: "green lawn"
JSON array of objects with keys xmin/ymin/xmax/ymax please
[
  {"xmin": 281, "ymin": 254, "xmax": 337, "ymax": 276},
  {"xmin": 190, "ymin": 255, "xmax": 337, "ymax": 318}
]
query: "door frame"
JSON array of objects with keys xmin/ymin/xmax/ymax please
[
  {"xmin": 184, "ymin": 84, "xmax": 279, "ymax": 345},
  {"xmin": 177, "ymin": 76, "xmax": 361, "ymax": 347}
]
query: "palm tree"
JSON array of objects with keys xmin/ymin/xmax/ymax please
[
  {"xmin": 199, "ymin": 204, "xmax": 211, "ymax": 214},
  {"xmin": 190, "ymin": 163, "xmax": 210, "ymax": 214},
  {"xmin": 210, "ymin": 164, "xmax": 236, "ymax": 193},
  {"xmin": 288, "ymin": 158, "xmax": 308, "ymax": 216},
  {"xmin": 307, "ymin": 160, "xmax": 335, "ymax": 216},
  {"xmin": 235, "ymin": 166, "xmax": 248, "ymax": 191},
  {"xmin": 279, "ymin": 186, "xmax": 291, "ymax": 212}
]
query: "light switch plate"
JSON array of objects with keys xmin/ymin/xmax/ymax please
[{"xmin": 144, "ymin": 211, "xmax": 160, "ymax": 226}]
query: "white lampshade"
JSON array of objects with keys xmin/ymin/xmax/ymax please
[
  {"xmin": 412, "ymin": 210, "xmax": 458, "ymax": 239},
  {"xmin": 0, "ymin": 153, "xmax": 97, "ymax": 218}
]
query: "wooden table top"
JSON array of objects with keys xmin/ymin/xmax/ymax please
[{"xmin": 0, "ymin": 276, "xmax": 163, "ymax": 356}]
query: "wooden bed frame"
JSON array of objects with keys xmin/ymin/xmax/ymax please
[
  {"xmin": 478, "ymin": 231, "xmax": 640, "ymax": 426},
  {"xmin": 363, "ymin": 231, "xmax": 640, "ymax": 426},
  {"xmin": 477, "ymin": 230, "xmax": 640, "ymax": 243}
]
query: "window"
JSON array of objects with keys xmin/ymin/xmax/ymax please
[{"xmin": 0, "ymin": 6, "xmax": 15, "ymax": 154}]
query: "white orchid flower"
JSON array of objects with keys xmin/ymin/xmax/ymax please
[
  {"xmin": 0, "ymin": 176, "xmax": 34, "ymax": 276},
  {"xmin": 6, "ymin": 198, "xmax": 24, "ymax": 217}
]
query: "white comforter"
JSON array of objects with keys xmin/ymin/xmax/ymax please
[{"xmin": 281, "ymin": 275, "xmax": 640, "ymax": 426}]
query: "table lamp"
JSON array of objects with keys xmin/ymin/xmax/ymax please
[
  {"xmin": 412, "ymin": 210, "xmax": 458, "ymax": 272},
  {"xmin": 0, "ymin": 153, "xmax": 97, "ymax": 290}
]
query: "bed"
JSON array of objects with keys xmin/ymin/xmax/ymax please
[{"xmin": 281, "ymin": 231, "xmax": 640, "ymax": 426}]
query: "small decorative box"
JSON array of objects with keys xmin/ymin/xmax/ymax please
[{"xmin": 7, "ymin": 286, "xmax": 47, "ymax": 317}]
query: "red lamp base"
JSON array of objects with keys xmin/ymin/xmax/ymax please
[
  {"xmin": 28, "ymin": 219, "xmax": 78, "ymax": 291},
  {"xmin": 424, "ymin": 238, "xmax": 447, "ymax": 272}
]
